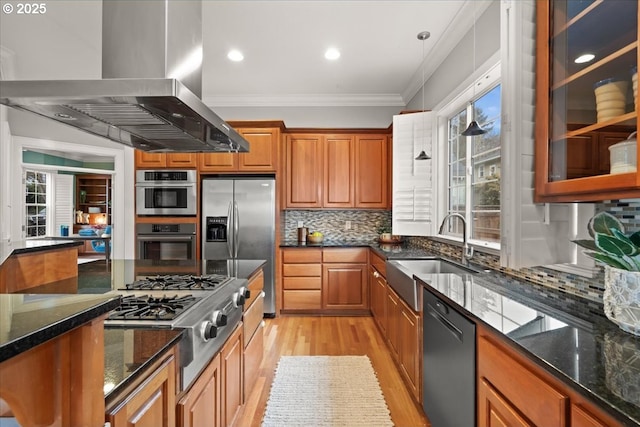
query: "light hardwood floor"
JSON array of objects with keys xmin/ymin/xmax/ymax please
[{"xmin": 233, "ymin": 316, "xmax": 430, "ymax": 427}]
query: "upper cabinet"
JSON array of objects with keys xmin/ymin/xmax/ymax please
[
  {"xmin": 285, "ymin": 132, "xmax": 389, "ymax": 209},
  {"xmin": 135, "ymin": 152, "xmax": 197, "ymax": 169},
  {"xmin": 535, "ymin": 0, "xmax": 640, "ymax": 201},
  {"xmin": 199, "ymin": 126, "xmax": 281, "ymax": 173}
]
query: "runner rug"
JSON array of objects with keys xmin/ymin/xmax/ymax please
[{"xmin": 261, "ymin": 355, "xmax": 394, "ymax": 427}]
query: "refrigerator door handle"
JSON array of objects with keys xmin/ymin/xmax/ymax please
[
  {"xmin": 234, "ymin": 201, "xmax": 240, "ymax": 257},
  {"xmin": 226, "ymin": 201, "xmax": 233, "ymax": 258}
]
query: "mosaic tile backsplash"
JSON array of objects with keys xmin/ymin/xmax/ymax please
[
  {"xmin": 282, "ymin": 210, "xmax": 391, "ymax": 242},
  {"xmin": 283, "ymin": 199, "xmax": 640, "ymax": 304}
]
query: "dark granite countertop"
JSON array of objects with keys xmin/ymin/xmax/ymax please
[
  {"xmin": 0, "ymin": 239, "xmax": 84, "ymax": 265},
  {"xmin": 365, "ymin": 243, "xmax": 640, "ymax": 426},
  {"xmin": 0, "ymin": 293, "xmax": 121, "ymax": 363},
  {"xmin": 280, "ymin": 239, "xmax": 374, "ymax": 248},
  {"xmin": 104, "ymin": 327, "xmax": 183, "ymax": 402}
]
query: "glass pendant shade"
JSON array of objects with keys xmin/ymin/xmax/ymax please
[
  {"xmin": 415, "ymin": 150, "xmax": 431, "ymax": 160},
  {"xmin": 461, "ymin": 120, "xmax": 487, "ymax": 136}
]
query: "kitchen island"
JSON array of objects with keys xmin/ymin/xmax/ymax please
[{"xmin": 0, "ymin": 293, "xmax": 120, "ymax": 426}]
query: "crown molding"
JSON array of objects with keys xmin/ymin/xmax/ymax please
[{"xmin": 203, "ymin": 93, "xmax": 407, "ymax": 108}]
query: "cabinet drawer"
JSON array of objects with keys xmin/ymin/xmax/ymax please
[
  {"xmin": 244, "ymin": 320, "xmax": 264, "ymax": 397},
  {"xmin": 245, "ymin": 270, "xmax": 264, "ymax": 310},
  {"xmin": 478, "ymin": 335, "xmax": 568, "ymax": 427},
  {"xmin": 282, "ymin": 249, "xmax": 322, "ymax": 263},
  {"xmin": 283, "ymin": 290, "xmax": 321, "ymax": 310},
  {"xmin": 323, "ymin": 248, "xmax": 368, "ymax": 263},
  {"xmin": 283, "ymin": 277, "xmax": 322, "ymax": 290},
  {"xmin": 282, "ymin": 264, "xmax": 322, "ymax": 277},
  {"xmin": 370, "ymin": 250, "xmax": 386, "ymax": 278},
  {"xmin": 243, "ymin": 293, "xmax": 264, "ymax": 348}
]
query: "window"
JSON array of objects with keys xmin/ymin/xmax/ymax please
[
  {"xmin": 443, "ymin": 82, "xmax": 501, "ymax": 247},
  {"xmin": 25, "ymin": 170, "xmax": 49, "ymax": 237}
]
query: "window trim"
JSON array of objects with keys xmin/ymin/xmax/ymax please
[{"xmin": 435, "ymin": 62, "xmax": 502, "ymax": 251}]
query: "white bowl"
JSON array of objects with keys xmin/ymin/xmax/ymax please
[{"xmin": 609, "ymin": 135, "xmax": 637, "ymax": 174}]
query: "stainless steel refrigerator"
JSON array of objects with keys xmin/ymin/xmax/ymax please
[{"xmin": 201, "ymin": 176, "xmax": 276, "ymax": 316}]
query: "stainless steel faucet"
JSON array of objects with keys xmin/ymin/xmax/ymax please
[{"xmin": 438, "ymin": 213, "xmax": 474, "ymax": 264}]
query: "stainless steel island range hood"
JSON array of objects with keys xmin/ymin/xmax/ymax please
[{"xmin": 0, "ymin": 0, "xmax": 250, "ymax": 153}]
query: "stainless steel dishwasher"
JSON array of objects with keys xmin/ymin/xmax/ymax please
[{"xmin": 422, "ymin": 286, "xmax": 476, "ymax": 427}]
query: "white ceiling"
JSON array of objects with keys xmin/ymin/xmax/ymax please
[{"xmin": 0, "ymin": 0, "xmax": 490, "ymax": 160}]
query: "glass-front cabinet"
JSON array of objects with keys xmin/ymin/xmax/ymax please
[{"xmin": 535, "ymin": 0, "xmax": 640, "ymax": 201}]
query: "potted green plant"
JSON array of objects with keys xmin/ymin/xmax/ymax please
[{"xmin": 573, "ymin": 212, "xmax": 640, "ymax": 336}]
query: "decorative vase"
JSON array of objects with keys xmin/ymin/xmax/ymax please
[
  {"xmin": 79, "ymin": 190, "xmax": 87, "ymax": 204},
  {"xmin": 603, "ymin": 266, "xmax": 640, "ymax": 336}
]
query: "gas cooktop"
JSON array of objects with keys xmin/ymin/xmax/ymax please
[
  {"xmin": 107, "ymin": 294, "xmax": 202, "ymax": 321},
  {"xmin": 122, "ymin": 274, "xmax": 234, "ymax": 291}
]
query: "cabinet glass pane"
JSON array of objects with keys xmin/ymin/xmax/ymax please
[{"xmin": 548, "ymin": 0, "xmax": 637, "ymax": 182}]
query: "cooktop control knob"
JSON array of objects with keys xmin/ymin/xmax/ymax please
[
  {"xmin": 232, "ymin": 291, "xmax": 246, "ymax": 308},
  {"xmin": 201, "ymin": 321, "xmax": 217, "ymax": 341},
  {"xmin": 212, "ymin": 310, "xmax": 227, "ymax": 327},
  {"xmin": 239, "ymin": 286, "xmax": 250, "ymax": 299}
]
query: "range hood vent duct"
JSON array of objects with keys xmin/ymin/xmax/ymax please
[{"xmin": 0, "ymin": 0, "xmax": 249, "ymax": 153}]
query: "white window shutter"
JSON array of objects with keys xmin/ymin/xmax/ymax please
[
  {"xmin": 392, "ymin": 111, "xmax": 436, "ymax": 236},
  {"xmin": 500, "ymin": 0, "xmax": 573, "ymax": 268},
  {"xmin": 54, "ymin": 174, "xmax": 74, "ymax": 233}
]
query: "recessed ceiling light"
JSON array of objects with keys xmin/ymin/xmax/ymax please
[
  {"xmin": 325, "ymin": 48, "xmax": 340, "ymax": 61},
  {"xmin": 574, "ymin": 53, "xmax": 595, "ymax": 64},
  {"xmin": 227, "ymin": 49, "xmax": 244, "ymax": 62}
]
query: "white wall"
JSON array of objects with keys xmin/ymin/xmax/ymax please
[{"xmin": 406, "ymin": 1, "xmax": 501, "ymax": 111}]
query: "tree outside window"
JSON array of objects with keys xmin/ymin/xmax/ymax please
[
  {"xmin": 446, "ymin": 84, "xmax": 501, "ymax": 244},
  {"xmin": 25, "ymin": 170, "xmax": 48, "ymax": 237}
]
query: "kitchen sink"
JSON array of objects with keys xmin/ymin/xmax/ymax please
[{"xmin": 386, "ymin": 258, "xmax": 480, "ymax": 311}]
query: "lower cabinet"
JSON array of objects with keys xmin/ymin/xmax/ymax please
[
  {"xmin": 385, "ymin": 285, "xmax": 421, "ymax": 401},
  {"xmin": 243, "ymin": 270, "xmax": 265, "ymax": 397},
  {"xmin": 477, "ymin": 325, "xmax": 621, "ymax": 427},
  {"xmin": 282, "ymin": 248, "xmax": 322, "ymax": 311},
  {"xmin": 281, "ymin": 247, "xmax": 369, "ymax": 313},
  {"xmin": 221, "ymin": 324, "xmax": 244, "ymax": 427},
  {"xmin": 370, "ymin": 249, "xmax": 421, "ymax": 404},
  {"xmin": 370, "ymin": 266, "xmax": 387, "ymax": 334},
  {"xmin": 106, "ymin": 348, "xmax": 177, "ymax": 427},
  {"xmin": 177, "ymin": 353, "xmax": 221, "ymax": 427}
]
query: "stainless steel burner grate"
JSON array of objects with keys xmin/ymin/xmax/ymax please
[
  {"xmin": 108, "ymin": 294, "xmax": 201, "ymax": 321},
  {"xmin": 123, "ymin": 274, "xmax": 233, "ymax": 291}
]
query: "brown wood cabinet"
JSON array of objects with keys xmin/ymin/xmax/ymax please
[
  {"xmin": 0, "ymin": 317, "xmax": 106, "ymax": 427},
  {"xmin": 282, "ymin": 248, "xmax": 322, "ymax": 311},
  {"xmin": 285, "ymin": 132, "xmax": 390, "ymax": 209},
  {"xmin": 370, "ymin": 265, "xmax": 387, "ymax": 334},
  {"xmin": 370, "ymin": 249, "xmax": 421, "ymax": 404},
  {"xmin": 177, "ymin": 353, "xmax": 221, "ymax": 427},
  {"xmin": 243, "ymin": 270, "xmax": 265, "ymax": 397},
  {"xmin": 199, "ymin": 127, "xmax": 280, "ymax": 172},
  {"xmin": 285, "ymin": 134, "xmax": 324, "ymax": 208},
  {"xmin": 221, "ymin": 324, "xmax": 243, "ymax": 427},
  {"xmin": 0, "ymin": 246, "xmax": 79, "ymax": 293},
  {"xmin": 322, "ymin": 248, "xmax": 368, "ymax": 312},
  {"xmin": 477, "ymin": 324, "xmax": 622, "ymax": 427},
  {"xmin": 106, "ymin": 348, "xmax": 177, "ymax": 427},
  {"xmin": 281, "ymin": 248, "xmax": 369, "ymax": 313},
  {"xmin": 535, "ymin": 0, "xmax": 640, "ymax": 201},
  {"xmin": 135, "ymin": 151, "xmax": 197, "ymax": 168}
]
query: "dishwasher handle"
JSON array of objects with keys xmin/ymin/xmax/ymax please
[{"xmin": 427, "ymin": 302, "xmax": 463, "ymax": 342}]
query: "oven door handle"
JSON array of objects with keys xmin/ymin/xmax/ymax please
[
  {"xmin": 227, "ymin": 201, "xmax": 233, "ymax": 258},
  {"xmin": 136, "ymin": 235, "xmax": 195, "ymax": 241}
]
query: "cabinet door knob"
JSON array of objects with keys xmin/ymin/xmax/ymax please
[{"xmin": 373, "ymin": 271, "xmax": 380, "ymax": 278}]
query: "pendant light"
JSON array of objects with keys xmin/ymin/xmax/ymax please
[
  {"xmin": 415, "ymin": 30, "xmax": 432, "ymax": 160},
  {"xmin": 460, "ymin": 2, "xmax": 487, "ymax": 137}
]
